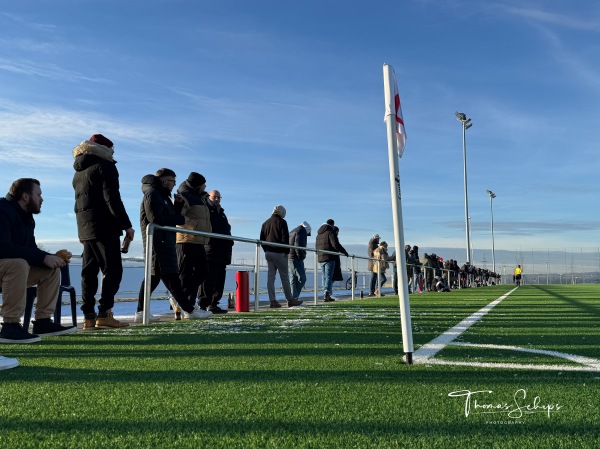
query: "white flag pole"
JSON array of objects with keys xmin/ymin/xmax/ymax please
[{"xmin": 383, "ymin": 63, "xmax": 414, "ymax": 363}]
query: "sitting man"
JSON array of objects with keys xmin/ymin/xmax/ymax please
[{"xmin": 0, "ymin": 178, "xmax": 76, "ymax": 343}]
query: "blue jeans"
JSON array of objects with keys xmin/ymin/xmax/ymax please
[
  {"xmin": 289, "ymin": 259, "xmax": 306, "ymax": 300},
  {"xmin": 370, "ymin": 273, "xmax": 377, "ymax": 294},
  {"xmin": 321, "ymin": 260, "xmax": 335, "ymax": 295}
]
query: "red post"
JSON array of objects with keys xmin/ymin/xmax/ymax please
[{"xmin": 235, "ymin": 271, "xmax": 250, "ymax": 312}]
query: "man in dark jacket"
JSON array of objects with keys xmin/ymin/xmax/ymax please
[
  {"xmin": 174, "ymin": 172, "xmax": 212, "ymax": 317},
  {"xmin": 136, "ymin": 169, "xmax": 211, "ymax": 320},
  {"xmin": 259, "ymin": 205, "xmax": 301, "ymax": 308},
  {"xmin": 315, "ymin": 219, "xmax": 348, "ymax": 302},
  {"xmin": 73, "ymin": 134, "xmax": 134, "ymax": 329},
  {"xmin": 0, "ymin": 178, "xmax": 75, "ymax": 344},
  {"xmin": 288, "ymin": 221, "xmax": 311, "ymax": 301},
  {"xmin": 202, "ymin": 189, "xmax": 234, "ymax": 314}
]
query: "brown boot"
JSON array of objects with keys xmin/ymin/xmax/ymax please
[
  {"xmin": 83, "ymin": 317, "xmax": 96, "ymax": 330},
  {"xmin": 95, "ymin": 312, "xmax": 129, "ymax": 329}
]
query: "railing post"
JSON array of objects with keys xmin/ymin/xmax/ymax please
[
  {"xmin": 351, "ymin": 256, "xmax": 356, "ymax": 300},
  {"xmin": 377, "ymin": 258, "xmax": 381, "ymax": 296},
  {"xmin": 254, "ymin": 243, "xmax": 260, "ymax": 312},
  {"xmin": 143, "ymin": 224, "xmax": 154, "ymax": 325},
  {"xmin": 313, "ymin": 251, "xmax": 319, "ymax": 305}
]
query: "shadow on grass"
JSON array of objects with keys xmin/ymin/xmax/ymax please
[
  {"xmin": 1, "ymin": 412, "xmax": 597, "ymax": 442},
  {"xmin": 532, "ymin": 285, "xmax": 600, "ymax": 318}
]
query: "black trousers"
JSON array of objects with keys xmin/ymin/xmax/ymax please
[
  {"xmin": 136, "ymin": 254, "xmax": 194, "ymax": 313},
  {"xmin": 200, "ymin": 253, "xmax": 228, "ymax": 308},
  {"xmin": 81, "ymin": 237, "xmax": 123, "ymax": 318},
  {"xmin": 176, "ymin": 243, "xmax": 208, "ymax": 307}
]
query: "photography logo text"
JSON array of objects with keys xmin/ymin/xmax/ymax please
[{"xmin": 448, "ymin": 389, "xmax": 562, "ymax": 420}]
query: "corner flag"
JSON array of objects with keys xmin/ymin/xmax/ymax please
[{"xmin": 383, "ymin": 66, "xmax": 407, "ymax": 157}]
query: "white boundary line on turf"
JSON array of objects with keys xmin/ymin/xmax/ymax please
[
  {"xmin": 412, "ymin": 287, "xmax": 600, "ymax": 372},
  {"xmin": 413, "ymin": 288, "xmax": 517, "ymax": 360}
]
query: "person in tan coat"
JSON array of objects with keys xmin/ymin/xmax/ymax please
[
  {"xmin": 174, "ymin": 172, "xmax": 213, "ymax": 315},
  {"xmin": 372, "ymin": 241, "xmax": 389, "ymax": 297}
]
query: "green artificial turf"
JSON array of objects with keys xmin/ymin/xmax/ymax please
[{"xmin": 1, "ymin": 285, "xmax": 599, "ymax": 448}]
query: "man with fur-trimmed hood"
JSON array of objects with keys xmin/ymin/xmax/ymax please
[{"xmin": 73, "ymin": 134, "xmax": 133, "ymax": 330}]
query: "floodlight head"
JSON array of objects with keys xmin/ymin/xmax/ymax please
[
  {"xmin": 465, "ymin": 123, "xmax": 473, "ymax": 129},
  {"xmin": 486, "ymin": 190, "xmax": 496, "ymax": 199},
  {"xmin": 455, "ymin": 111, "xmax": 466, "ymax": 121}
]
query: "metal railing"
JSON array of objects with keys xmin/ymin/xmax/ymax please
[{"xmin": 142, "ymin": 224, "xmax": 387, "ymax": 323}]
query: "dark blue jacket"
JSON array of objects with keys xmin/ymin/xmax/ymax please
[
  {"xmin": 288, "ymin": 225, "xmax": 308, "ymax": 260},
  {"xmin": 0, "ymin": 195, "xmax": 48, "ymax": 267}
]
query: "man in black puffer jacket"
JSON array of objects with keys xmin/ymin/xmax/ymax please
[
  {"xmin": 135, "ymin": 169, "xmax": 210, "ymax": 321},
  {"xmin": 315, "ymin": 219, "xmax": 348, "ymax": 302},
  {"xmin": 73, "ymin": 134, "xmax": 134, "ymax": 330}
]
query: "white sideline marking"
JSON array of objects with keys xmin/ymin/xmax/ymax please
[
  {"xmin": 414, "ymin": 288, "xmax": 517, "ymax": 360},
  {"xmin": 420, "ymin": 359, "xmax": 600, "ymax": 372},
  {"xmin": 413, "ymin": 287, "xmax": 600, "ymax": 372}
]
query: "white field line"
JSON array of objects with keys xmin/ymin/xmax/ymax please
[
  {"xmin": 450, "ymin": 342, "xmax": 600, "ymax": 370},
  {"xmin": 413, "ymin": 287, "xmax": 600, "ymax": 372},
  {"xmin": 420, "ymin": 359, "xmax": 600, "ymax": 372},
  {"xmin": 414, "ymin": 288, "xmax": 517, "ymax": 360}
]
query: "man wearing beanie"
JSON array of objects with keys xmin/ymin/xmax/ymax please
[
  {"xmin": 288, "ymin": 221, "xmax": 311, "ymax": 301},
  {"xmin": 136, "ymin": 169, "xmax": 211, "ymax": 320},
  {"xmin": 259, "ymin": 206, "xmax": 302, "ymax": 308},
  {"xmin": 315, "ymin": 218, "xmax": 349, "ymax": 302},
  {"xmin": 173, "ymin": 172, "xmax": 217, "ymax": 317},
  {"xmin": 73, "ymin": 134, "xmax": 134, "ymax": 329}
]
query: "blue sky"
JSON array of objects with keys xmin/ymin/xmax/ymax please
[{"xmin": 1, "ymin": 0, "xmax": 599, "ymax": 261}]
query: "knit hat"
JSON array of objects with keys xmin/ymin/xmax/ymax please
[
  {"xmin": 301, "ymin": 221, "xmax": 312, "ymax": 236},
  {"xmin": 156, "ymin": 168, "xmax": 176, "ymax": 178},
  {"xmin": 89, "ymin": 134, "xmax": 113, "ymax": 149},
  {"xmin": 187, "ymin": 172, "xmax": 206, "ymax": 187},
  {"xmin": 326, "ymin": 218, "xmax": 335, "ymax": 226},
  {"xmin": 273, "ymin": 205, "xmax": 286, "ymax": 218}
]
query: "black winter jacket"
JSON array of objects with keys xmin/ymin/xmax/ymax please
[
  {"xmin": 315, "ymin": 224, "xmax": 348, "ymax": 263},
  {"xmin": 259, "ymin": 214, "xmax": 289, "ymax": 254},
  {"xmin": 288, "ymin": 225, "xmax": 308, "ymax": 260},
  {"xmin": 0, "ymin": 196, "xmax": 49, "ymax": 267},
  {"xmin": 205, "ymin": 201, "xmax": 234, "ymax": 264},
  {"xmin": 140, "ymin": 175, "xmax": 185, "ymax": 275},
  {"xmin": 72, "ymin": 141, "xmax": 132, "ymax": 241}
]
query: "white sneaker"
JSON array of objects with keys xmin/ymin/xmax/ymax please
[
  {"xmin": 0, "ymin": 355, "xmax": 20, "ymax": 370},
  {"xmin": 134, "ymin": 311, "xmax": 158, "ymax": 323},
  {"xmin": 184, "ymin": 307, "xmax": 212, "ymax": 320}
]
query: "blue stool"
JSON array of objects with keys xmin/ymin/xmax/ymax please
[{"xmin": 22, "ymin": 265, "xmax": 78, "ymax": 330}]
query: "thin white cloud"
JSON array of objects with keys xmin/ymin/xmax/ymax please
[
  {"xmin": 0, "ymin": 101, "xmax": 189, "ymax": 167},
  {"xmin": 0, "ymin": 58, "xmax": 108, "ymax": 83},
  {"xmin": 0, "ymin": 12, "xmax": 59, "ymax": 33},
  {"xmin": 498, "ymin": 4, "xmax": 600, "ymax": 31},
  {"xmin": 0, "ymin": 38, "xmax": 64, "ymax": 53}
]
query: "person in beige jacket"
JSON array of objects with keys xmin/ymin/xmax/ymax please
[
  {"xmin": 174, "ymin": 172, "xmax": 213, "ymax": 317},
  {"xmin": 372, "ymin": 241, "xmax": 389, "ymax": 297}
]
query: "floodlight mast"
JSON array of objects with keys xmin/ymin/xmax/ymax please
[
  {"xmin": 456, "ymin": 111, "xmax": 473, "ymax": 265},
  {"xmin": 486, "ymin": 189, "xmax": 496, "ymax": 273}
]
